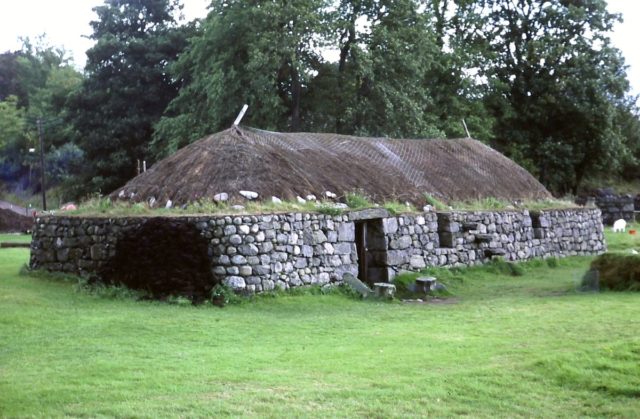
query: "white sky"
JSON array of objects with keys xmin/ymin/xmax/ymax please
[{"xmin": 0, "ymin": 0, "xmax": 638, "ymax": 96}]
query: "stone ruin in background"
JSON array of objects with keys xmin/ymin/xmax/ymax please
[{"xmin": 576, "ymin": 188, "xmax": 638, "ymax": 225}]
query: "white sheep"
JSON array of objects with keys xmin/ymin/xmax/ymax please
[{"xmin": 612, "ymin": 219, "xmax": 627, "ymax": 233}]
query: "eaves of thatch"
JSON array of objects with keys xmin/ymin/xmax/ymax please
[{"xmin": 110, "ymin": 126, "xmax": 551, "ymax": 205}]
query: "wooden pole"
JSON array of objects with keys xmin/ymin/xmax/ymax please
[{"xmin": 462, "ymin": 119, "xmax": 471, "ymax": 138}]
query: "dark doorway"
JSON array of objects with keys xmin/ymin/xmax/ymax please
[
  {"xmin": 355, "ymin": 219, "xmax": 388, "ymax": 286},
  {"xmin": 100, "ymin": 218, "xmax": 214, "ymax": 302}
]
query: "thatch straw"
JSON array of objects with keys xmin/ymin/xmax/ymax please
[{"xmin": 111, "ymin": 126, "xmax": 551, "ymax": 205}]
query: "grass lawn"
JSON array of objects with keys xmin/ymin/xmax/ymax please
[
  {"xmin": 0, "ymin": 233, "xmax": 31, "ymax": 244},
  {"xmin": 605, "ymin": 221, "xmax": 640, "ymax": 253},
  {"xmin": 0, "ymin": 231, "xmax": 639, "ymax": 416}
]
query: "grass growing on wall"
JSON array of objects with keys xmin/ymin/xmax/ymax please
[
  {"xmin": 449, "ymin": 197, "xmax": 577, "ymax": 211},
  {"xmin": 49, "ymin": 194, "xmax": 584, "ymax": 218},
  {"xmin": 1, "ymin": 241, "xmax": 640, "ymax": 416}
]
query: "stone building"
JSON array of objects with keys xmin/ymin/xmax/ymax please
[{"xmin": 31, "ymin": 207, "xmax": 605, "ymax": 296}]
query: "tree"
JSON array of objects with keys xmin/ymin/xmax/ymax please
[
  {"xmin": 616, "ymin": 99, "xmax": 640, "ymax": 180},
  {"xmin": 0, "ymin": 96, "xmax": 26, "ymax": 152},
  {"xmin": 0, "ymin": 37, "xmax": 83, "ymax": 198},
  {"xmin": 0, "ymin": 52, "xmax": 28, "ymax": 106},
  {"xmin": 327, "ymin": 0, "xmax": 446, "ymax": 138},
  {"xmin": 463, "ymin": 0, "xmax": 632, "ymax": 193},
  {"xmin": 67, "ymin": 0, "xmax": 192, "ymax": 194},
  {"xmin": 152, "ymin": 0, "xmax": 331, "ymax": 157},
  {"xmin": 0, "ymin": 95, "xmax": 31, "ymax": 190},
  {"xmin": 154, "ymin": 0, "xmax": 486, "ymax": 158}
]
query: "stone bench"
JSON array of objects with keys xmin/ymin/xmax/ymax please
[
  {"xmin": 374, "ymin": 282, "xmax": 396, "ymax": 299},
  {"xmin": 415, "ymin": 276, "xmax": 437, "ymax": 293}
]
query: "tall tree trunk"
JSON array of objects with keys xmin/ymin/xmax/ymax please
[
  {"xmin": 336, "ymin": 3, "xmax": 359, "ymax": 133},
  {"xmin": 290, "ymin": 64, "xmax": 301, "ymax": 131}
]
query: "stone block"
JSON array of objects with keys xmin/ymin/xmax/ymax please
[
  {"xmin": 342, "ymin": 272, "xmax": 372, "ymax": 297},
  {"xmin": 212, "ymin": 266, "xmax": 226, "ymax": 276},
  {"xmin": 301, "ymin": 245, "xmax": 313, "ymax": 257},
  {"xmin": 56, "ymin": 248, "xmax": 70, "ymax": 263},
  {"xmin": 389, "ymin": 236, "xmax": 412, "ymax": 250},
  {"xmin": 333, "ymin": 242, "xmax": 352, "ymax": 255},
  {"xmin": 409, "ymin": 255, "xmax": 426, "ymax": 269},
  {"xmin": 253, "ymin": 265, "xmax": 271, "ymax": 275},
  {"xmin": 312, "ymin": 230, "xmax": 327, "ymax": 244},
  {"xmin": 349, "ymin": 208, "xmax": 389, "ymax": 221},
  {"xmin": 317, "ymin": 272, "xmax": 330, "ymax": 284},
  {"xmin": 323, "ymin": 242, "xmax": 334, "ymax": 254},
  {"xmin": 224, "ymin": 276, "xmax": 246, "ymax": 290},
  {"xmin": 90, "ymin": 244, "xmax": 107, "ymax": 261},
  {"xmin": 231, "ymin": 255, "xmax": 247, "ymax": 265},
  {"xmin": 238, "ymin": 244, "xmax": 259, "ymax": 256},
  {"xmin": 259, "ymin": 241, "xmax": 274, "ymax": 254},
  {"xmin": 386, "ymin": 250, "xmax": 409, "ymax": 266},
  {"xmin": 228, "ymin": 234, "xmax": 242, "ymax": 245},
  {"xmin": 338, "ymin": 222, "xmax": 355, "ymax": 241},
  {"xmin": 383, "ymin": 217, "xmax": 399, "ymax": 234}
]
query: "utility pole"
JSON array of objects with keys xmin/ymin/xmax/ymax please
[{"xmin": 37, "ymin": 118, "xmax": 47, "ymax": 211}]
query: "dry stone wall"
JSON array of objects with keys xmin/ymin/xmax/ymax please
[
  {"xmin": 30, "ymin": 213, "xmax": 358, "ymax": 293},
  {"xmin": 380, "ymin": 208, "xmax": 604, "ymax": 279},
  {"xmin": 30, "ymin": 207, "xmax": 605, "ymax": 293}
]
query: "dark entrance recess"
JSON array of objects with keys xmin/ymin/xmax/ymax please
[
  {"xmin": 100, "ymin": 218, "xmax": 214, "ymax": 302},
  {"xmin": 355, "ymin": 219, "xmax": 388, "ymax": 286}
]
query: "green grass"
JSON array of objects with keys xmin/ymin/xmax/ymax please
[
  {"xmin": 0, "ymin": 233, "xmax": 31, "ymax": 244},
  {"xmin": 49, "ymin": 191, "xmax": 589, "ymax": 218},
  {"xmin": 449, "ymin": 197, "xmax": 577, "ymax": 211},
  {"xmin": 604, "ymin": 221, "xmax": 640, "ymax": 253},
  {"xmin": 62, "ymin": 195, "xmax": 347, "ymax": 217},
  {"xmin": 1, "ymin": 243, "xmax": 640, "ymax": 416}
]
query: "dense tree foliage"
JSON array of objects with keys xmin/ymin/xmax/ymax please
[
  {"xmin": 153, "ymin": 0, "xmax": 491, "ymax": 155},
  {"xmin": 0, "ymin": 37, "xmax": 83, "ymax": 199},
  {"xmin": 152, "ymin": 0, "xmax": 333, "ymax": 156},
  {"xmin": 67, "ymin": 0, "xmax": 193, "ymax": 195},
  {"xmin": 460, "ymin": 0, "xmax": 634, "ymax": 193}
]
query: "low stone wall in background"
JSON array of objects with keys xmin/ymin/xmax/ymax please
[
  {"xmin": 30, "ymin": 207, "xmax": 605, "ymax": 293},
  {"xmin": 576, "ymin": 190, "xmax": 637, "ymax": 225}
]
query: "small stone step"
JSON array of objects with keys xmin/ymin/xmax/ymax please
[{"xmin": 374, "ymin": 282, "xmax": 396, "ymax": 299}]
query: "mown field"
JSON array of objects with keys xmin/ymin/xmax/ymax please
[{"xmin": 0, "ymin": 228, "xmax": 639, "ymax": 417}]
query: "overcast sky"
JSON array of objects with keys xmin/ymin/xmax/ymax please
[{"xmin": 0, "ymin": 0, "xmax": 638, "ymax": 96}]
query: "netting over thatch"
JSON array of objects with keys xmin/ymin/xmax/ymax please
[{"xmin": 111, "ymin": 126, "xmax": 551, "ymax": 205}]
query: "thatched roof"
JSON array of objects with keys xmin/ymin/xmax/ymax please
[{"xmin": 111, "ymin": 126, "xmax": 551, "ymax": 205}]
